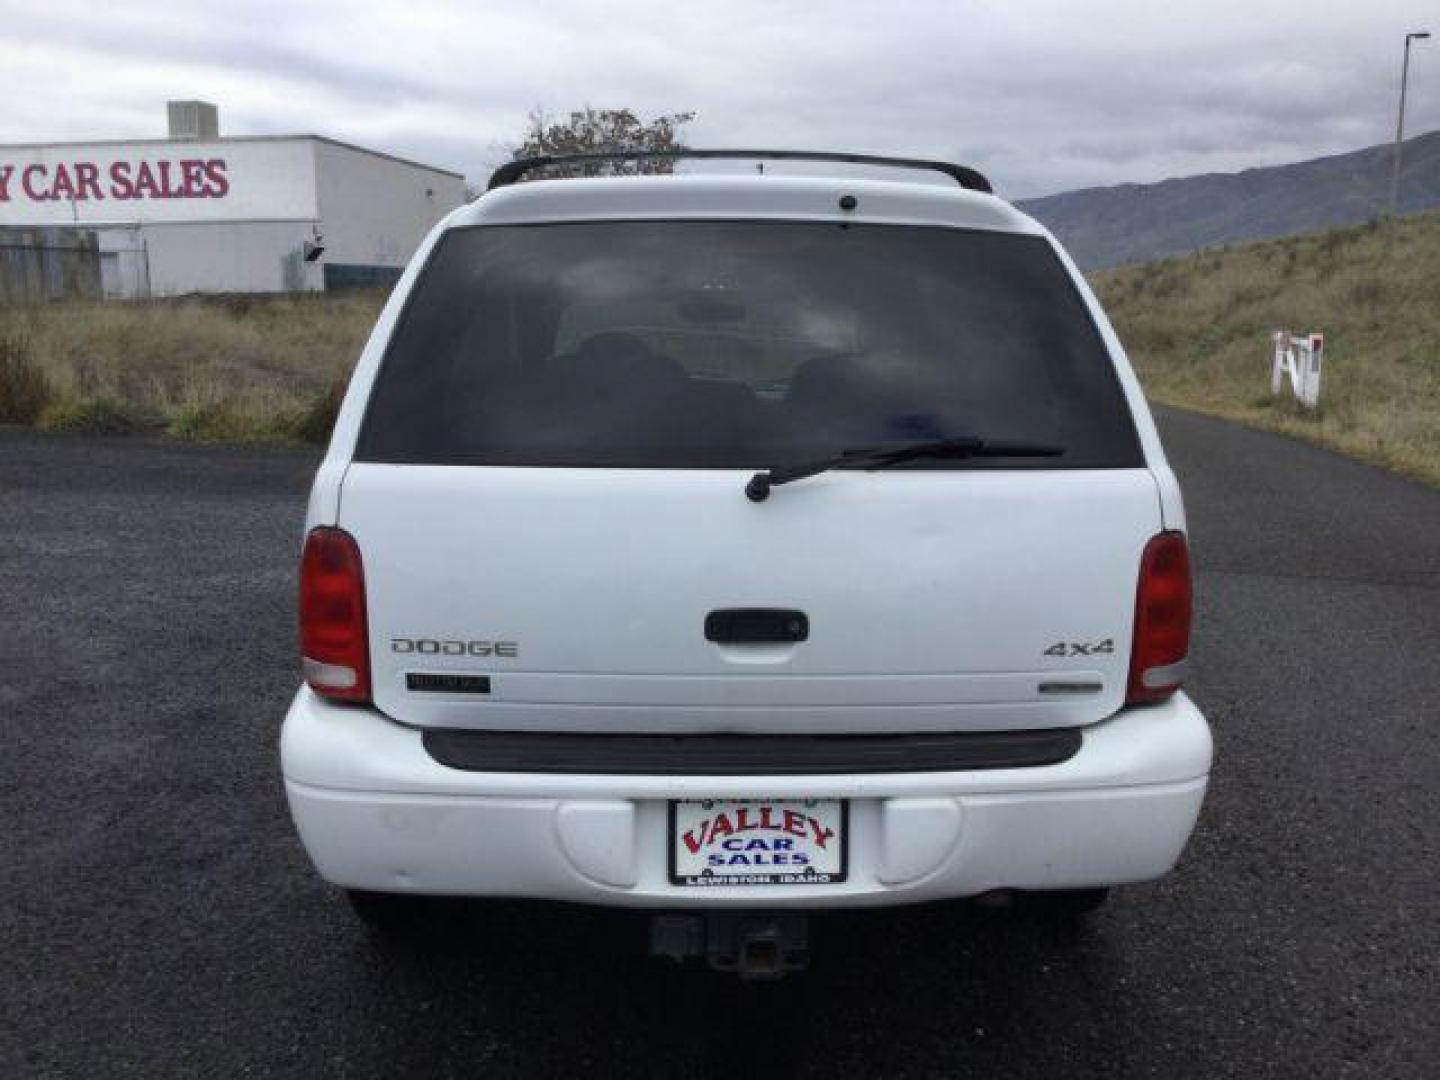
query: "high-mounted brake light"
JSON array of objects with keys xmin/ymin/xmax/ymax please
[
  {"xmin": 299, "ymin": 527, "xmax": 371, "ymax": 703},
  {"xmin": 1127, "ymin": 531, "xmax": 1192, "ymax": 705}
]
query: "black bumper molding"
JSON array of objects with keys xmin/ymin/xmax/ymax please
[{"xmin": 421, "ymin": 727, "xmax": 1083, "ymax": 775}]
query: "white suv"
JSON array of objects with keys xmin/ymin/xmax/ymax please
[{"xmin": 282, "ymin": 151, "xmax": 1211, "ymax": 973}]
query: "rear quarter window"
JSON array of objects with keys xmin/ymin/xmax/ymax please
[{"xmin": 355, "ymin": 220, "xmax": 1143, "ymax": 469}]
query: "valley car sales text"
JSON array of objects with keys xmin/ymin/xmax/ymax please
[
  {"xmin": 0, "ymin": 158, "xmax": 230, "ymax": 203},
  {"xmin": 682, "ymin": 806, "xmax": 835, "ymax": 870}
]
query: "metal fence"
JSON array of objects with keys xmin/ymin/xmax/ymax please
[
  {"xmin": 95, "ymin": 230, "xmax": 151, "ymax": 299},
  {"xmin": 0, "ymin": 227, "xmax": 103, "ymax": 305}
]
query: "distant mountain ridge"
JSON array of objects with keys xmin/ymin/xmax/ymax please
[{"xmin": 1016, "ymin": 130, "xmax": 1440, "ymax": 269}]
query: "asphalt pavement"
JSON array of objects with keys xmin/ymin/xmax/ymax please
[{"xmin": 1, "ymin": 409, "xmax": 1437, "ymax": 1078}]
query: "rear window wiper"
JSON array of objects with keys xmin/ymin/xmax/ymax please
[{"xmin": 745, "ymin": 436, "xmax": 1065, "ymax": 501}]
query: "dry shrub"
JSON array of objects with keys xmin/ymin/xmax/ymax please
[
  {"xmin": 0, "ymin": 336, "xmax": 54, "ymax": 424},
  {"xmin": 38, "ymin": 397, "xmax": 148, "ymax": 434},
  {"xmin": 290, "ymin": 381, "xmax": 347, "ymax": 444}
]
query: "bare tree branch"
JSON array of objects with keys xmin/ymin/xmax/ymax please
[{"xmin": 509, "ymin": 106, "xmax": 696, "ymax": 178}]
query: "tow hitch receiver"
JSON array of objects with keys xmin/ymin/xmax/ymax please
[{"xmin": 649, "ymin": 912, "xmax": 810, "ymax": 979}]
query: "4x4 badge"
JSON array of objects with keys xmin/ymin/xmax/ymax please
[{"xmin": 1044, "ymin": 638, "xmax": 1114, "ymax": 657}]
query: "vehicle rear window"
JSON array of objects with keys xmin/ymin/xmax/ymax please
[{"xmin": 356, "ymin": 221, "xmax": 1143, "ymax": 469}]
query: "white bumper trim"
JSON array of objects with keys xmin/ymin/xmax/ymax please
[{"xmin": 281, "ymin": 689, "xmax": 1211, "ymax": 906}]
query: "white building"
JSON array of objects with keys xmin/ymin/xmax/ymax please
[{"xmin": 0, "ymin": 102, "xmax": 467, "ymax": 297}]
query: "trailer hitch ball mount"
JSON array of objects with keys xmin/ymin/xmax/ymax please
[{"xmin": 649, "ymin": 912, "xmax": 810, "ymax": 979}]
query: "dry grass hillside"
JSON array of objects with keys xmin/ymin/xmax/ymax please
[
  {"xmin": 0, "ymin": 291, "xmax": 385, "ymax": 441},
  {"xmin": 1023, "ymin": 129, "xmax": 1440, "ymax": 269},
  {"xmin": 1093, "ymin": 210, "xmax": 1440, "ymax": 486}
]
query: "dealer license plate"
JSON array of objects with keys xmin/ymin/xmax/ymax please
[{"xmin": 669, "ymin": 799, "xmax": 848, "ymax": 886}]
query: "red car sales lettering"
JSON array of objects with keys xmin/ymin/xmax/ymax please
[
  {"xmin": 0, "ymin": 159, "xmax": 229, "ymax": 203},
  {"xmin": 682, "ymin": 805, "xmax": 835, "ymax": 868}
]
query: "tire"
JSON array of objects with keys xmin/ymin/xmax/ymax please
[
  {"xmin": 344, "ymin": 889, "xmax": 431, "ymax": 934},
  {"xmin": 1019, "ymin": 887, "xmax": 1111, "ymax": 921}
]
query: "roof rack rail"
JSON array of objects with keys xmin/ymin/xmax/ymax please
[{"xmin": 487, "ymin": 149, "xmax": 993, "ymax": 194}]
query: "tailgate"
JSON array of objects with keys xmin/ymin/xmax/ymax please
[{"xmin": 340, "ymin": 464, "xmax": 1160, "ymax": 734}]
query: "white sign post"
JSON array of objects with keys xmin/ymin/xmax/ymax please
[{"xmin": 1271, "ymin": 331, "xmax": 1325, "ymax": 409}]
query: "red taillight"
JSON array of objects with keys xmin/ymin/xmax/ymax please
[
  {"xmin": 299, "ymin": 527, "xmax": 371, "ymax": 703},
  {"xmin": 1127, "ymin": 530, "xmax": 1192, "ymax": 705}
]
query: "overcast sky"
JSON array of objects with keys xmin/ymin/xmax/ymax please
[{"xmin": 1, "ymin": 0, "xmax": 1436, "ymax": 198}]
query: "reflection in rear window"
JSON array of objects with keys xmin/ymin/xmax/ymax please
[{"xmin": 355, "ymin": 222, "xmax": 1142, "ymax": 469}]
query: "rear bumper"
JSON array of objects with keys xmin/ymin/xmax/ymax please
[{"xmin": 281, "ymin": 688, "xmax": 1211, "ymax": 908}]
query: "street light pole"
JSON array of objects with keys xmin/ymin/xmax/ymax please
[{"xmin": 1391, "ymin": 31, "xmax": 1432, "ymax": 213}]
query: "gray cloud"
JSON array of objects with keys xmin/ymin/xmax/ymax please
[{"xmin": 0, "ymin": 0, "xmax": 1436, "ymax": 197}]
